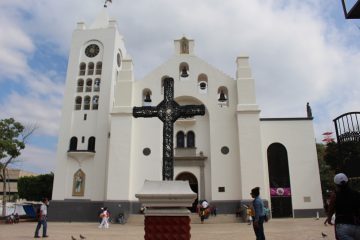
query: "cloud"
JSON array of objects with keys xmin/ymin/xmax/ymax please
[
  {"xmin": 0, "ymin": 89, "xmax": 63, "ymax": 137},
  {"xmin": 0, "ymin": 14, "xmax": 34, "ymax": 79},
  {"xmin": 10, "ymin": 144, "xmax": 56, "ymax": 174}
]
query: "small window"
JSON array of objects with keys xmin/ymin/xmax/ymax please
[
  {"xmin": 94, "ymin": 78, "xmax": 100, "ymax": 92},
  {"xmin": 84, "ymin": 114, "xmax": 87, "ymax": 120},
  {"xmin": 81, "ymin": 136, "xmax": 85, "ymax": 143},
  {"xmin": 84, "ymin": 96, "xmax": 91, "ymax": 110},
  {"xmin": 75, "ymin": 97, "xmax": 82, "ymax": 110},
  {"xmin": 187, "ymin": 131, "xmax": 195, "ymax": 148},
  {"xmin": 77, "ymin": 79, "xmax": 84, "ymax": 92},
  {"xmin": 86, "ymin": 79, "xmax": 92, "ymax": 92},
  {"xmin": 79, "ymin": 63, "xmax": 86, "ymax": 76},
  {"xmin": 92, "ymin": 96, "xmax": 99, "ymax": 110},
  {"xmin": 87, "ymin": 62, "xmax": 94, "ymax": 75},
  {"xmin": 96, "ymin": 62, "xmax": 102, "ymax": 75},
  {"xmin": 176, "ymin": 131, "xmax": 185, "ymax": 148},
  {"xmin": 69, "ymin": 137, "xmax": 78, "ymax": 151},
  {"xmin": 88, "ymin": 137, "xmax": 96, "ymax": 151}
]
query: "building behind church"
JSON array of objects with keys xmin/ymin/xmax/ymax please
[{"xmin": 50, "ymin": 10, "xmax": 323, "ymax": 221}]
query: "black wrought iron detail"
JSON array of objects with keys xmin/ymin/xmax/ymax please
[
  {"xmin": 341, "ymin": 0, "xmax": 360, "ymax": 19},
  {"xmin": 333, "ymin": 112, "xmax": 360, "ymax": 144},
  {"xmin": 133, "ymin": 77, "xmax": 205, "ymax": 180}
]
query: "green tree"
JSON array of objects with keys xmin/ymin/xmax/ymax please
[
  {"xmin": 0, "ymin": 118, "xmax": 35, "ymax": 216},
  {"xmin": 316, "ymin": 143, "xmax": 335, "ymax": 202},
  {"xmin": 17, "ymin": 173, "xmax": 53, "ymax": 201}
]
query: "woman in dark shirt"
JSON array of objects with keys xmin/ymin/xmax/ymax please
[{"xmin": 324, "ymin": 173, "xmax": 360, "ymax": 240}]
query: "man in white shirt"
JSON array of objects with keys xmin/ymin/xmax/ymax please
[{"xmin": 34, "ymin": 198, "xmax": 49, "ymax": 238}]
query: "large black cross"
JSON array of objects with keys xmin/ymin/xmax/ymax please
[{"xmin": 133, "ymin": 77, "xmax": 205, "ymax": 180}]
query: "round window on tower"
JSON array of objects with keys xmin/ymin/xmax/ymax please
[
  {"xmin": 221, "ymin": 146, "xmax": 229, "ymax": 155},
  {"xmin": 143, "ymin": 148, "xmax": 151, "ymax": 156},
  {"xmin": 117, "ymin": 52, "xmax": 122, "ymax": 67},
  {"xmin": 85, "ymin": 44, "xmax": 100, "ymax": 58}
]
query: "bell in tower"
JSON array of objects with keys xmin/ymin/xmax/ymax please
[
  {"xmin": 181, "ymin": 67, "xmax": 189, "ymax": 78},
  {"xmin": 218, "ymin": 90, "xmax": 227, "ymax": 102},
  {"xmin": 144, "ymin": 92, "xmax": 152, "ymax": 102}
]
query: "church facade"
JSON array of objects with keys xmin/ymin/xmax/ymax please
[{"xmin": 50, "ymin": 11, "xmax": 323, "ymax": 221}]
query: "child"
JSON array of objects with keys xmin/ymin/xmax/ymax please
[
  {"xmin": 98, "ymin": 207, "xmax": 110, "ymax": 229},
  {"xmin": 245, "ymin": 205, "xmax": 254, "ymax": 225}
]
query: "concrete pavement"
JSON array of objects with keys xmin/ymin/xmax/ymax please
[{"xmin": 0, "ymin": 217, "xmax": 336, "ymax": 240}]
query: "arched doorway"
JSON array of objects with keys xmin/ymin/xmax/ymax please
[
  {"xmin": 267, "ymin": 143, "xmax": 293, "ymax": 218},
  {"xmin": 176, "ymin": 172, "xmax": 198, "ymax": 212}
]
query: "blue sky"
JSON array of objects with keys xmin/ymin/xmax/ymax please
[{"xmin": 1, "ymin": 0, "xmax": 360, "ymax": 174}]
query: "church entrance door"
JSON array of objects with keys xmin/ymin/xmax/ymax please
[
  {"xmin": 176, "ymin": 172, "xmax": 198, "ymax": 212},
  {"xmin": 267, "ymin": 143, "xmax": 293, "ymax": 218}
]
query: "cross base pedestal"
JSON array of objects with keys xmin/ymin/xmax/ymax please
[
  {"xmin": 144, "ymin": 214, "xmax": 191, "ymax": 240},
  {"xmin": 135, "ymin": 180, "xmax": 197, "ymax": 240}
]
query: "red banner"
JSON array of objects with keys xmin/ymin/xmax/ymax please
[{"xmin": 270, "ymin": 187, "xmax": 291, "ymax": 196}]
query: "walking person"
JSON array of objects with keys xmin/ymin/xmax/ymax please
[
  {"xmin": 199, "ymin": 200, "xmax": 209, "ymax": 224},
  {"xmin": 324, "ymin": 173, "xmax": 360, "ymax": 240},
  {"xmin": 98, "ymin": 207, "xmax": 110, "ymax": 229},
  {"xmin": 34, "ymin": 198, "xmax": 49, "ymax": 238},
  {"xmin": 251, "ymin": 187, "xmax": 266, "ymax": 240}
]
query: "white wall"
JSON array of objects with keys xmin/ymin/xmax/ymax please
[{"xmin": 260, "ymin": 119, "xmax": 323, "ymax": 210}]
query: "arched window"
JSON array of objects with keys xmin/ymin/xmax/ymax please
[
  {"xmin": 198, "ymin": 74, "xmax": 208, "ymax": 93},
  {"xmin": 84, "ymin": 96, "xmax": 91, "ymax": 110},
  {"xmin": 217, "ymin": 86, "xmax": 229, "ymax": 107},
  {"xmin": 179, "ymin": 62, "xmax": 189, "ymax": 79},
  {"xmin": 86, "ymin": 79, "xmax": 92, "ymax": 92},
  {"xmin": 87, "ymin": 62, "xmax": 94, "ymax": 75},
  {"xmin": 94, "ymin": 78, "xmax": 100, "ymax": 92},
  {"xmin": 187, "ymin": 131, "xmax": 195, "ymax": 148},
  {"xmin": 96, "ymin": 62, "xmax": 102, "ymax": 75},
  {"xmin": 176, "ymin": 131, "xmax": 185, "ymax": 148},
  {"xmin": 69, "ymin": 137, "xmax": 78, "ymax": 151},
  {"xmin": 75, "ymin": 96, "xmax": 82, "ymax": 110},
  {"xmin": 142, "ymin": 89, "xmax": 152, "ymax": 106},
  {"xmin": 79, "ymin": 63, "xmax": 86, "ymax": 76},
  {"xmin": 92, "ymin": 96, "xmax": 99, "ymax": 110},
  {"xmin": 77, "ymin": 79, "xmax": 84, "ymax": 92},
  {"xmin": 88, "ymin": 137, "xmax": 96, "ymax": 151}
]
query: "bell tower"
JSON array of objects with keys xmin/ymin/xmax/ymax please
[{"xmin": 52, "ymin": 8, "xmax": 131, "ymax": 214}]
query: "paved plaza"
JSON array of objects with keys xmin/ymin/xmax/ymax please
[{"xmin": 0, "ymin": 217, "xmax": 337, "ymax": 240}]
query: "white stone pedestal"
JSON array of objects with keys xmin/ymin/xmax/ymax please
[{"xmin": 135, "ymin": 180, "xmax": 197, "ymax": 240}]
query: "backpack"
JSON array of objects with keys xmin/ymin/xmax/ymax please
[{"xmin": 264, "ymin": 207, "xmax": 270, "ymax": 222}]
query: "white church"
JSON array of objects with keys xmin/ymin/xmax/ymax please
[{"xmin": 50, "ymin": 10, "xmax": 323, "ymax": 221}]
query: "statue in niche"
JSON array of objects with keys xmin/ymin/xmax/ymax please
[
  {"xmin": 180, "ymin": 38, "xmax": 189, "ymax": 54},
  {"xmin": 72, "ymin": 169, "xmax": 85, "ymax": 196}
]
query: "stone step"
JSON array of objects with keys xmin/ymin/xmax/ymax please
[{"xmin": 125, "ymin": 214, "xmax": 242, "ymax": 224}]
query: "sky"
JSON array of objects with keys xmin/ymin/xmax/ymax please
[{"xmin": 0, "ymin": 0, "xmax": 360, "ymax": 174}]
